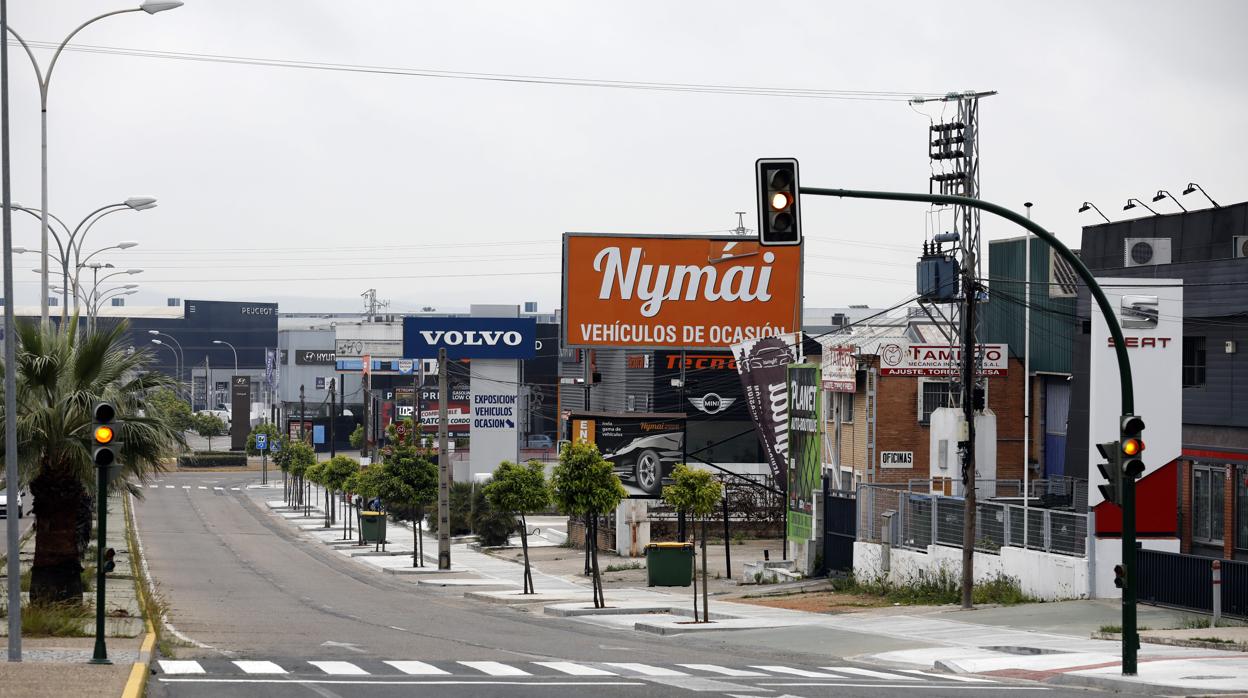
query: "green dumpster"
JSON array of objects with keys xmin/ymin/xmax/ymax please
[
  {"xmin": 646, "ymin": 542, "xmax": 694, "ymax": 587},
  {"xmin": 359, "ymin": 511, "xmax": 387, "ymax": 544}
]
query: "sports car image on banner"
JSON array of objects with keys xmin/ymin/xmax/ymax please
[{"xmin": 570, "ymin": 412, "xmax": 686, "ymax": 497}]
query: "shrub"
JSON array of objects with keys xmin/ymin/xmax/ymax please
[
  {"xmin": 177, "ymin": 452, "xmax": 245, "ymax": 467},
  {"xmin": 470, "ymin": 481, "xmax": 515, "ymax": 546}
]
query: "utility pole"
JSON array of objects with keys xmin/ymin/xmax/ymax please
[
  {"xmin": 437, "ymin": 348, "xmax": 451, "ymax": 569},
  {"xmin": 329, "ymin": 378, "xmax": 336, "ymax": 459},
  {"xmin": 959, "ymin": 266, "xmax": 978, "ymax": 610},
  {"xmin": 731, "ymin": 211, "xmax": 750, "ymax": 236}
]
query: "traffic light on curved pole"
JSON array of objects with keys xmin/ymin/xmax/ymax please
[
  {"xmin": 92, "ymin": 403, "xmax": 117, "ymax": 467},
  {"xmin": 1120, "ymin": 415, "xmax": 1146, "ymax": 478}
]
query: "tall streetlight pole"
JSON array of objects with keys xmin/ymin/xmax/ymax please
[
  {"xmin": 148, "ymin": 330, "xmax": 185, "ymax": 396},
  {"xmin": 213, "ymin": 340, "xmax": 239, "ymax": 374},
  {"xmin": 3, "ymin": 0, "xmax": 24, "ymax": 662},
  {"xmin": 4, "ymin": 1, "xmax": 181, "ymax": 328},
  {"xmin": 6, "ymin": 201, "xmax": 153, "ymax": 320},
  {"xmin": 150, "ymin": 339, "xmax": 181, "ymax": 397}
]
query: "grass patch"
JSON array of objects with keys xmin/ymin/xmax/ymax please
[
  {"xmin": 1176, "ymin": 616, "xmax": 1245, "ymax": 629},
  {"xmin": 603, "ymin": 562, "xmax": 644, "ymax": 573},
  {"xmin": 1191, "ymin": 636, "xmax": 1234, "ymax": 644},
  {"xmin": 832, "ymin": 570, "xmax": 1035, "ymax": 606},
  {"xmin": 1099, "ymin": 624, "xmax": 1122, "ymax": 634},
  {"xmin": 15, "ymin": 602, "xmax": 91, "ymax": 637}
]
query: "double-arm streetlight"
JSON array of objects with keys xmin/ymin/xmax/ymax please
[
  {"xmin": 148, "ymin": 330, "xmax": 186, "ymax": 395},
  {"xmin": 74, "ymin": 263, "xmax": 142, "ymax": 330},
  {"xmin": 6, "ymin": 199, "xmax": 154, "ymax": 320},
  {"xmin": 4, "ymin": 1, "xmax": 182, "ymax": 328}
]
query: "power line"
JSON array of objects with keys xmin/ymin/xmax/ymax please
[{"xmin": 24, "ymin": 39, "xmax": 947, "ymax": 102}]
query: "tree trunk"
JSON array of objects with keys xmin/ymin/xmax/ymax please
[
  {"xmin": 29, "ymin": 469, "xmax": 88, "ymax": 604},
  {"xmin": 701, "ymin": 517, "xmax": 709, "ymax": 623},
  {"xmin": 583, "ymin": 515, "xmax": 592, "ymax": 575},
  {"xmin": 590, "ymin": 515, "xmax": 604, "ymax": 608},
  {"xmin": 520, "ymin": 513, "xmax": 532, "ymax": 594},
  {"xmin": 691, "ymin": 530, "xmax": 699, "ymax": 622}
]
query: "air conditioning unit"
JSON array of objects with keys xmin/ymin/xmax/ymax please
[
  {"xmin": 1123, "ymin": 238, "xmax": 1172, "ymax": 267},
  {"xmin": 1234, "ymin": 236, "xmax": 1248, "ymax": 259}
]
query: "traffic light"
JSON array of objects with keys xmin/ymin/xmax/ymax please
[
  {"xmin": 1120, "ymin": 415, "xmax": 1146, "ymax": 478},
  {"xmin": 101, "ymin": 547, "xmax": 116, "ymax": 574},
  {"xmin": 1113, "ymin": 564, "xmax": 1126, "ymax": 589},
  {"xmin": 92, "ymin": 403, "xmax": 117, "ymax": 467},
  {"xmin": 756, "ymin": 158, "xmax": 802, "ymax": 246},
  {"xmin": 1096, "ymin": 440, "xmax": 1122, "ymax": 506}
]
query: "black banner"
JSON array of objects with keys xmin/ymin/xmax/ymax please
[
  {"xmin": 230, "ymin": 375, "xmax": 250, "ymax": 451},
  {"xmin": 731, "ymin": 334, "xmax": 801, "ymax": 491},
  {"xmin": 570, "ymin": 412, "xmax": 685, "ymax": 498}
]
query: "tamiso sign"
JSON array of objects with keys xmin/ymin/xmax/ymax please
[
  {"xmin": 402, "ymin": 317, "xmax": 537, "ymax": 360},
  {"xmin": 563, "ymin": 234, "xmax": 802, "ymax": 349},
  {"xmin": 877, "ymin": 343, "xmax": 1008, "ymax": 377}
]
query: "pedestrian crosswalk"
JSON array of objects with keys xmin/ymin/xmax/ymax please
[
  {"xmin": 144, "ymin": 483, "xmax": 243, "ymax": 492},
  {"xmin": 155, "ymin": 658, "xmax": 997, "ymax": 683}
]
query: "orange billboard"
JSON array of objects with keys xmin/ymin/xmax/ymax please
[{"xmin": 563, "ymin": 234, "xmax": 802, "ymax": 349}]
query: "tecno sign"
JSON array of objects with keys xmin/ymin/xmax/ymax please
[
  {"xmin": 403, "ymin": 317, "xmax": 536, "ymax": 360},
  {"xmin": 563, "ymin": 234, "xmax": 802, "ymax": 349}
]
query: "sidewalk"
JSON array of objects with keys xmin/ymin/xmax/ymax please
[
  {"xmin": 0, "ymin": 493, "xmax": 153, "ymax": 698},
  {"xmin": 261, "ymin": 490, "xmax": 1248, "ymax": 695}
]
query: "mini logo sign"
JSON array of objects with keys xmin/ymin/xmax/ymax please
[{"xmin": 688, "ymin": 393, "xmax": 735, "ymax": 415}]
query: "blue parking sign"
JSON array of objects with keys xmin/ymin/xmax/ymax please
[
  {"xmin": 270, "ymin": 439, "xmax": 281, "ymax": 452},
  {"xmin": 255, "ymin": 434, "xmax": 268, "ymax": 450}
]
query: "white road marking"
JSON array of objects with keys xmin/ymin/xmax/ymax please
[
  {"xmin": 900, "ymin": 669, "xmax": 996, "ymax": 683},
  {"xmin": 752, "ymin": 665, "xmax": 846, "ymax": 678},
  {"xmin": 678, "ymin": 664, "xmax": 767, "ymax": 677},
  {"xmin": 159, "ymin": 679, "xmax": 642, "ymax": 686},
  {"xmin": 158, "ymin": 660, "xmax": 205, "ymax": 675},
  {"xmin": 824, "ymin": 666, "xmax": 920, "ymax": 681},
  {"xmin": 214, "ymin": 487, "xmax": 224, "ymax": 491},
  {"xmin": 533, "ymin": 662, "xmax": 616, "ymax": 676},
  {"xmin": 165, "ymin": 485, "xmax": 175, "ymax": 489},
  {"xmin": 759, "ymin": 684, "xmax": 1042, "ymax": 691},
  {"xmin": 198, "ymin": 486, "xmax": 208, "ymax": 490},
  {"xmin": 308, "ymin": 661, "xmax": 368, "ymax": 675},
  {"xmin": 148, "ymin": 485, "xmax": 159, "ymax": 489},
  {"xmin": 182, "ymin": 486, "xmax": 191, "ymax": 489},
  {"xmin": 231, "ymin": 487, "xmax": 241, "ymax": 491},
  {"xmin": 604, "ymin": 662, "xmax": 688, "ymax": 676},
  {"xmin": 232, "ymin": 660, "xmax": 286, "ymax": 674},
  {"xmin": 383, "ymin": 661, "xmax": 449, "ymax": 676},
  {"xmin": 460, "ymin": 661, "xmax": 531, "ymax": 676}
]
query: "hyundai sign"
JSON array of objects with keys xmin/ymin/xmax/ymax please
[{"xmin": 403, "ymin": 317, "xmax": 537, "ymax": 360}]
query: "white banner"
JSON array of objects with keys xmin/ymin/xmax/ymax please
[
  {"xmin": 821, "ymin": 345, "xmax": 857, "ymax": 392},
  {"xmin": 877, "ymin": 342, "xmax": 1008, "ymax": 377}
]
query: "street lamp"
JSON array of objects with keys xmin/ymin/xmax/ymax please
[
  {"xmin": 6, "ymin": 201, "xmax": 154, "ymax": 320},
  {"xmin": 1122, "ymin": 198, "xmax": 1158, "ymax": 216},
  {"xmin": 150, "ymin": 339, "xmax": 181, "ymax": 396},
  {"xmin": 1077, "ymin": 202, "xmax": 1111, "ymax": 224},
  {"xmin": 1182, "ymin": 182, "xmax": 1219, "ymax": 208},
  {"xmin": 213, "ymin": 340, "xmax": 239, "ymax": 374},
  {"xmin": 148, "ymin": 330, "xmax": 185, "ymax": 391},
  {"xmin": 1151, "ymin": 190, "xmax": 1186, "ymax": 213},
  {"xmin": 5, "ymin": 0, "xmax": 181, "ymax": 329}
]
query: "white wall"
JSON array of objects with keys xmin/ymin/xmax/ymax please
[
  {"xmin": 1090, "ymin": 536, "xmax": 1181, "ymax": 599},
  {"xmin": 928, "ymin": 408, "xmax": 997, "ymax": 498},
  {"xmin": 854, "ymin": 541, "xmax": 1089, "ymax": 601}
]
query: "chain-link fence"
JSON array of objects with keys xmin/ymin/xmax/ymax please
[{"xmin": 860, "ymin": 485, "xmax": 1087, "ymax": 558}]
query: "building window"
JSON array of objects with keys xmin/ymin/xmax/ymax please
[
  {"xmin": 625, "ymin": 394, "xmax": 636, "ymax": 412},
  {"xmin": 1237, "ymin": 465, "xmax": 1248, "ymax": 551},
  {"xmin": 839, "ymin": 392, "xmax": 855, "ymax": 423},
  {"xmin": 919, "ymin": 381, "xmax": 955, "ymax": 424},
  {"xmin": 1183, "ymin": 337, "xmax": 1206, "ymax": 388},
  {"xmin": 1193, "ymin": 464, "xmax": 1225, "ymax": 544}
]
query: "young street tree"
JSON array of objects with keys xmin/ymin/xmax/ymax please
[
  {"xmin": 146, "ymin": 387, "xmax": 193, "ymax": 434},
  {"xmin": 1, "ymin": 321, "xmax": 184, "ymax": 602},
  {"xmin": 551, "ymin": 442, "xmax": 626, "ymax": 608},
  {"xmin": 377, "ymin": 442, "xmax": 437, "ymax": 568},
  {"xmin": 485, "ymin": 460, "xmax": 551, "ymax": 594},
  {"xmin": 286, "ymin": 440, "xmax": 316, "ymax": 513},
  {"xmin": 661, "ymin": 464, "xmax": 723, "ymax": 623},
  {"xmin": 192, "ymin": 411, "xmax": 226, "ymax": 452},
  {"xmin": 321, "ymin": 455, "xmax": 359, "ymax": 530}
]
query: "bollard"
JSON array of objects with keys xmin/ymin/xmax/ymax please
[{"xmin": 1211, "ymin": 560, "xmax": 1222, "ymax": 628}]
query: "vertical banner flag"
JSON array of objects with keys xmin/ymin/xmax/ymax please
[
  {"xmin": 264, "ymin": 348, "xmax": 276, "ymax": 391},
  {"xmin": 731, "ymin": 333, "xmax": 802, "ymax": 490},
  {"xmin": 787, "ymin": 364, "xmax": 822, "ymax": 542}
]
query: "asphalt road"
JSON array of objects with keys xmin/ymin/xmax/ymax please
[
  {"xmin": 0, "ymin": 509, "xmax": 34, "ymax": 559},
  {"xmin": 135, "ymin": 471, "xmax": 1099, "ymax": 698}
]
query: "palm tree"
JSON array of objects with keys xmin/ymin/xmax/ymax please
[{"xmin": 1, "ymin": 319, "xmax": 184, "ymax": 603}]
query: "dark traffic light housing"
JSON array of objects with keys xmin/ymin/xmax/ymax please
[
  {"xmin": 1096, "ymin": 440, "xmax": 1122, "ymax": 506},
  {"xmin": 92, "ymin": 403, "xmax": 118, "ymax": 468},
  {"xmin": 756, "ymin": 158, "xmax": 802, "ymax": 246},
  {"xmin": 1113, "ymin": 564, "xmax": 1126, "ymax": 589},
  {"xmin": 1120, "ymin": 415, "xmax": 1146, "ymax": 479}
]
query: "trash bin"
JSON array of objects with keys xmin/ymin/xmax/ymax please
[
  {"xmin": 645, "ymin": 542, "xmax": 694, "ymax": 587},
  {"xmin": 359, "ymin": 511, "xmax": 387, "ymax": 544}
]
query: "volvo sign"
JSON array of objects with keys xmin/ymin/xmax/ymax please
[{"xmin": 403, "ymin": 317, "xmax": 537, "ymax": 359}]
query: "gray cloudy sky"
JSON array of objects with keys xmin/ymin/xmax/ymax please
[{"xmin": 4, "ymin": 0, "xmax": 1245, "ymax": 314}]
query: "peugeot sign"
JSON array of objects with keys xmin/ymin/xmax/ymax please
[{"xmin": 403, "ymin": 317, "xmax": 537, "ymax": 360}]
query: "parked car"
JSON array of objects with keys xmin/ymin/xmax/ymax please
[
  {"xmin": 0, "ymin": 488, "xmax": 27, "ymax": 519},
  {"xmin": 525, "ymin": 434, "xmax": 554, "ymax": 449}
]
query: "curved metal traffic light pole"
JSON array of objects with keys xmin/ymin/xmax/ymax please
[
  {"xmin": 799, "ymin": 186, "xmax": 1134, "ymax": 413},
  {"xmin": 799, "ymin": 186, "xmax": 1140, "ymax": 674}
]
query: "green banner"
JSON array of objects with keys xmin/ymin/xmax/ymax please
[{"xmin": 787, "ymin": 364, "xmax": 822, "ymax": 542}]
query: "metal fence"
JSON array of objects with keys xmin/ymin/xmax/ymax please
[
  {"xmin": 905, "ymin": 476, "xmax": 1086, "ymax": 511},
  {"xmin": 859, "ymin": 485, "xmax": 1087, "ymax": 558},
  {"xmin": 1137, "ymin": 549, "xmax": 1248, "ymax": 619}
]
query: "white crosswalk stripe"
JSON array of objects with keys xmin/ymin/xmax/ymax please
[
  {"xmin": 232, "ymin": 660, "xmax": 286, "ymax": 674},
  {"xmin": 678, "ymin": 664, "xmax": 768, "ymax": 677},
  {"xmin": 148, "ymin": 485, "xmax": 159, "ymax": 489},
  {"xmin": 533, "ymin": 661, "xmax": 616, "ymax": 676},
  {"xmin": 214, "ymin": 487, "xmax": 224, "ymax": 491},
  {"xmin": 823, "ymin": 666, "xmax": 920, "ymax": 681},
  {"xmin": 158, "ymin": 660, "xmax": 204, "ymax": 675},
  {"xmin": 308, "ymin": 661, "xmax": 368, "ymax": 675},
  {"xmin": 605, "ymin": 662, "xmax": 688, "ymax": 676},
  {"xmin": 165, "ymin": 485, "xmax": 174, "ymax": 489},
  {"xmin": 384, "ymin": 661, "xmax": 449, "ymax": 675},
  {"xmin": 459, "ymin": 661, "xmax": 530, "ymax": 676},
  {"xmin": 752, "ymin": 665, "xmax": 846, "ymax": 678},
  {"xmin": 182, "ymin": 486, "xmax": 191, "ymax": 489},
  {"xmin": 198, "ymin": 486, "xmax": 208, "ymax": 490},
  {"xmin": 900, "ymin": 669, "xmax": 996, "ymax": 683},
  {"xmin": 231, "ymin": 487, "xmax": 241, "ymax": 491}
]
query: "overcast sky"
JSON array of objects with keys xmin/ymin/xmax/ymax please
[{"xmin": 4, "ymin": 0, "xmax": 1245, "ymax": 314}]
